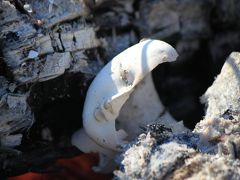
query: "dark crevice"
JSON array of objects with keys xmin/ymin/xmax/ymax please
[
  {"xmin": 133, "ymin": 0, "xmax": 141, "ymax": 12},
  {"xmin": 8, "ymin": 0, "xmax": 44, "ymax": 31},
  {"xmin": 25, "ymin": 73, "xmax": 91, "ymax": 145},
  {"xmin": 0, "ymin": 41, "xmax": 14, "ymax": 81},
  {"xmin": 12, "ymin": 0, "xmax": 29, "ymax": 15},
  {"xmin": 0, "ymin": 54, "xmax": 7, "ymax": 77},
  {"xmin": 58, "ymin": 31, "xmax": 65, "ymax": 52},
  {"xmin": 72, "ymin": 35, "xmax": 77, "ymax": 46},
  {"xmin": 152, "ymin": 41, "xmax": 215, "ymax": 129},
  {"xmin": 49, "ymin": 32, "xmax": 61, "ymax": 52}
]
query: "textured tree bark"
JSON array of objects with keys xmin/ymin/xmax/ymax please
[{"xmin": 0, "ymin": 0, "xmax": 136, "ymax": 177}]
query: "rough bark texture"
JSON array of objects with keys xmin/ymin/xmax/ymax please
[{"xmin": 1, "ymin": 0, "xmax": 240, "ymax": 178}]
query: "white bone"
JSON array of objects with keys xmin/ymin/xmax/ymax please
[
  {"xmin": 82, "ymin": 39, "xmax": 178, "ymax": 150},
  {"xmin": 72, "ymin": 39, "xmax": 179, "ymax": 172}
]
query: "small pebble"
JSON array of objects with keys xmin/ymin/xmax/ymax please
[
  {"xmin": 23, "ymin": 4, "xmax": 33, "ymax": 13},
  {"xmin": 28, "ymin": 50, "xmax": 39, "ymax": 59}
]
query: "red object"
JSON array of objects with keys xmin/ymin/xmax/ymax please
[{"xmin": 8, "ymin": 154, "xmax": 112, "ymax": 180}]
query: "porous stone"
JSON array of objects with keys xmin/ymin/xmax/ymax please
[
  {"xmin": 200, "ymin": 52, "xmax": 240, "ymax": 120},
  {"xmin": 137, "ymin": 0, "xmax": 212, "ymax": 40}
]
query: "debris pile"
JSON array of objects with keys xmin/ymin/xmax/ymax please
[{"xmin": 114, "ymin": 52, "xmax": 240, "ymax": 179}]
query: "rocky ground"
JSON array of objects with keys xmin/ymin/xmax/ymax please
[{"xmin": 0, "ymin": 0, "xmax": 240, "ymax": 178}]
